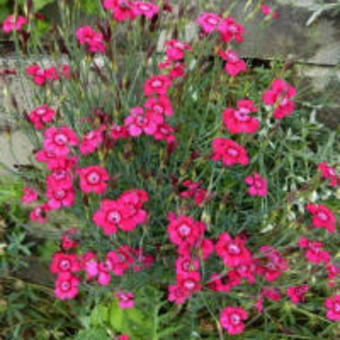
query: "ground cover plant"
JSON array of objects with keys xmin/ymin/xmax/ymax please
[{"xmin": 1, "ymin": 1, "xmax": 339, "ymax": 339}]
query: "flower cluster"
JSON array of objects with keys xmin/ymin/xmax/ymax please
[
  {"xmin": 51, "ymin": 242, "xmax": 153, "ymax": 300},
  {"xmin": 2, "ymin": 14, "xmax": 27, "ymax": 33},
  {"xmin": 262, "ymin": 79, "xmax": 296, "ymax": 119},
  {"xmin": 25, "ymin": 63, "xmax": 70, "ymax": 86},
  {"xmin": 103, "ymin": 1, "xmax": 159, "ymax": 22}
]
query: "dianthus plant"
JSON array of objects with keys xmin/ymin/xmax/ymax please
[{"xmin": 2, "ymin": 0, "xmax": 339, "ymax": 339}]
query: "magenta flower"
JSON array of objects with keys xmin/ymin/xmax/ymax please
[
  {"xmin": 245, "ymin": 173, "xmax": 268, "ymax": 197},
  {"xmin": 22, "ymin": 187, "xmax": 38, "ymax": 204},
  {"xmin": 46, "ymin": 184, "xmax": 75, "ymax": 210},
  {"xmin": 220, "ymin": 306, "xmax": 248, "ymax": 335},
  {"xmin": 144, "ymin": 95, "xmax": 173, "ymax": 116},
  {"xmin": 165, "ymin": 39, "xmax": 191, "ymax": 61},
  {"xmin": 43, "ymin": 126, "xmax": 78, "ymax": 157},
  {"xmin": 50, "ymin": 253, "xmax": 80, "ymax": 274},
  {"xmin": 256, "ymin": 246, "xmax": 288, "ymax": 282},
  {"xmin": 298, "ymin": 237, "xmax": 330, "ymax": 264},
  {"xmin": 223, "ymin": 99, "xmax": 259, "ymax": 134},
  {"xmin": 286, "ymin": 285, "xmax": 309, "ymax": 304},
  {"xmin": 261, "ymin": 4, "xmax": 279, "ymax": 19},
  {"xmin": 76, "ymin": 25, "xmax": 105, "ymax": 53},
  {"xmin": 144, "ymin": 75, "xmax": 172, "ymax": 96},
  {"xmin": 26, "ymin": 64, "xmax": 59, "ymax": 86},
  {"xmin": 79, "ymin": 126, "xmax": 105, "ymax": 155},
  {"xmin": 217, "ymin": 16, "xmax": 245, "ymax": 43},
  {"xmin": 262, "ymin": 79, "xmax": 296, "ymax": 119},
  {"xmin": 196, "ymin": 12, "xmax": 222, "ymax": 34},
  {"xmin": 168, "ymin": 284, "xmax": 190, "ymax": 305},
  {"xmin": 325, "ymin": 295, "xmax": 340, "ymax": 321},
  {"xmin": 116, "ymin": 292, "xmax": 135, "ymax": 309},
  {"xmin": 28, "ymin": 104, "xmax": 55, "ymax": 130},
  {"xmin": 124, "ymin": 107, "xmax": 164, "ymax": 137},
  {"xmin": 167, "ymin": 215, "xmax": 205, "ymax": 252},
  {"xmin": 215, "ymin": 232, "xmax": 252, "ymax": 268},
  {"xmin": 2, "ymin": 15, "xmax": 27, "ymax": 34},
  {"xmin": 306, "ymin": 203, "xmax": 336, "ymax": 233},
  {"xmin": 78, "ymin": 165, "xmax": 109, "ymax": 194},
  {"xmin": 103, "ymin": 0, "xmax": 136, "ymax": 22},
  {"xmin": 30, "ymin": 203, "xmax": 50, "ymax": 224},
  {"xmin": 318, "ymin": 162, "xmax": 340, "ymax": 187},
  {"xmin": 54, "ymin": 273, "xmax": 79, "ymax": 300},
  {"xmin": 211, "ymin": 138, "xmax": 249, "ymax": 167},
  {"xmin": 219, "ymin": 49, "xmax": 247, "ymax": 77},
  {"xmin": 132, "ymin": 1, "xmax": 159, "ymax": 19}
]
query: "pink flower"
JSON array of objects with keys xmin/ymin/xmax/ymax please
[
  {"xmin": 26, "ymin": 64, "xmax": 59, "ymax": 86},
  {"xmin": 80, "ymin": 252, "xmax": 99, "ymax": 280},
  {"xmin": 167, "ymin": 215, "xmax": 205, "ymax": 252},
  {"xmin": 46, "ymin": 160, "xmax": 74, "ymax": 189},
  {"xmin": 306, "ymin": 203, "xmax": 336, "ymax": 233},
  {"xmin": 97, "ymin": 261, "xmax": 112, "ymax": 285},
  {"xmin": 50, "ymin": 253, "xmax": 80, "ymax": 274},
  {"xmin": 54, "ymin": 273, "xmax": 79, "ymax": 300},
  {"xmin": 2, "ymin": 15, "xmax": 27, "ymax": 33},
  {"xmin": 318, "ymin": 162, "xmax": 339, "ymax": 187},
  {"xmin": 165, "ymin": 40, "xmax": 191, "ymax": 61},
  {"xmin": 93, "ymin": 199, "xmax": 121, "ymax": 235},
  {"xmin": 61, "ymin": 228, "xmax": 78, "ymax": 250},
  {"xmin": 144, "ymin": 95, "xmax": 173, "ymax": 116},
  {"xmin": 261, "ymin": 4, "xmax": 279, "ymax": 19},
  {"xmin": 28, "ymin": 105, "xmax": 55, "ymax": 130},
  {"xmin": 286, "ymin": 285, "xmax": 309, "ymax": 304},
  {"xmin": 180, "ymin": 180, "xmax": 207, "ymax": 206},
  {"xmin": 222, "ymin": 99, "xmax": 259, "ymax": 134},
  {"xmin": 116, "ymin": 292, "xmax": 135, "ymax": 309},
  {"xmin": 257, "ymin": 246, "xmax": 288, "ymax": 282},
  {"xmin": 111, "ymin": 123, "xmax": 129, "ymax": 140},
  {"xmin": 43, "ymin": 126, "xmax": 78, "ymax": 156},
  {"xmin": 103, "ymin": 0, "xmax": 136, "ymax": 22},
  {"xmin": 298, "ymin": 237, "xmax": 330, "ymax": 265},
  {"xmin": 46, "ymin": 184, "xmax": 75, "ymax": 210},
  {"xmin": 30, "ymin": 204, "xmax": 50, "ymax": 224},
  {"xmin": 93, "ymin": 189, "xmax": 148, "ymax": 234},
  {"xmin": 124, "ymin": 107, "xmax": 164, "ymax": 137},
  {"xmin": 196, "ymin": 12, "xmax": 222, "ymax": 34},
  {"xmin": 175, "ymin": 256, "xmax": 200, "ymax": 275},
  {"xmin": 76, "ymin": 25, "xmax": 105, "ymax": 53},
  {"xmin": 262, "ymin": 79, "xmax": 296, "ymax": 119},
  {"xmin": 115, "ymin": 189, "xmax": 148, "ymax": 231},
  {"xmin": 118, "ymin": 335, "xmax": 130, "ymax": 340},
  {"xmin": 153, "ymin": 123, "xmax": 175, "ymax": 144},
  {"xmin": 79, "ymin": 126, "xmax": 104, "ymax": 155},
  {"xmin": 220, "ymin": 306, "xmax": 248, "ymax": 335},
  {"xmin": 78, "ymin": 165, "xmax": 109, "ymax": 194},
  {"xmin": 219, "ymin": 49, "xmax": 247, "ymax": 77},
  {"xmin": 144, "ymin": 75, "xmax": 172, "ymax": 96},
  {"xmin": 245, "ymin": 173, "xmax": 268, "ymax": 197},
  {"xmin": 133, "ymin": 1, "xmax": 159, "ymax": 19},
  {"xmin": 215, "ymin": 232, "xmax": 251, "ymax": 268},
  {"xmin": 217, "ymin": 17, "xmax": 245, "ymax": 43},
  {"xmin": 177, "ymin": 271, "xmax": 202, "ymax": 293},
  {"xmin": 212, "ymin": 138, "xmax": 249, "ymax": 167},
  {"xmin": 107, "ymin": 246, "xmax": 134, "ymax": 276},
  {"xmin": 168, "ymin": 284, "xmax": 190, "ymax": 305},
  {"xmin": 22, "ymin": 187, "xmax": 38, "ymax": 204},
  {"xmin": 196, "ymin": 238, "xmax": 214, "ymax": 260},
  {"xmin": 325, "ymin": 295, "xmax": 340, "ymax": 321},
  {"xmin": 228, "ymin": 261, "xmax": 256, "ymax": 285},
  {"xmin": 261, "ymin": 288, "xmax": 282, "ymax": 301},
  {"xmin": 326, "ymin": 264, "xmax": 339, "ymax": 287}
]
